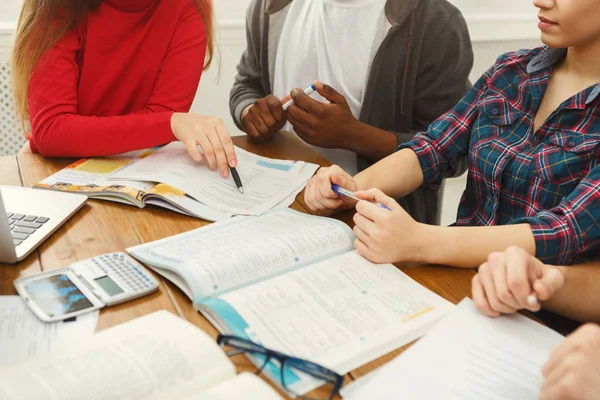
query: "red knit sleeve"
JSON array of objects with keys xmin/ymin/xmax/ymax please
[{"xmin": 28, "ymin": 1, "xmax": 207, "ymax": 157}]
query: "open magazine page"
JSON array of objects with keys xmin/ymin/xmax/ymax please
[
  {"xmin": 110, "ymin": 142, "xmax": 319, "ymax": 215},
  {"xmin": 200, "ymin": 251, "xmax": 454, "ymax": 395},
  {"xmin": 0, "ymin": 311, "xmax": 237, "ymax": 400},
  {"xmin": 127, "ymin": 209, "xmax": 355, "ymax": 302},
  {"xmin": 144, "ymin": 184, "xmax": 232, "ymax": 222},
  {"xmin": 34, "ymin": 150, "xmax": 156, "ymax": 206}
]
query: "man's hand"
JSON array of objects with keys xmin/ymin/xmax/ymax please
[
  {"xmin": 242, "ymin": 95, "xmax": 287, "ymax": 143},
  {"xmin": 286, "ymin": 81, "xmax": 359, "ymax": 149}
]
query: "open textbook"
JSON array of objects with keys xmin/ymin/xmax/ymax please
[
  {"xmin": 35, "ymin": 143, "xmax": 318, "ymax": 221},
  {"xmin": 342, "ymin": 299, "xmax": 565, "ymax": 400},
  {"xmin": 0, "ymin": 310, "xmax": 283, "ymax": 400},
  {"xmin": 127, "ymin": 208, "xmax": 455, "ymax": 395}
]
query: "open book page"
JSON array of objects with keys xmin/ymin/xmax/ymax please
[
  {"xmin": 183, "ymin": 373, "xmax": 283, "ymax": 400},
  {"xmin": 34, "ymin": 150, "xmax": 156, "ymax": 206},
  {"xmin": 0, "ymin": 311, "xmax": 236, "ymax": 400},
  {"xmin": 110, "ymin": 142, "xmax": 319, "ymax": 215},
  {"xmin": 343, "ymin": 299, "xmax": 565, "ymax": 400},
  {"xmin": 144, "ymin": 183, "xmax": 232, "ymax": 222},
  {"xmin": 127, "ymin": 209, "xmax": 355, "ymax": 302},
  {"xmin": 200, "ymin": 251, "xmax": 454, "ymax": 395}
]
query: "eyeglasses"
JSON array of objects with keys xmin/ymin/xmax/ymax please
[{"xmin": 217, "ymin": 334, "xmax": 344, "ymax": 400}]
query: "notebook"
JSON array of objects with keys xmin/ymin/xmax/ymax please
[
  {"xmin": 0, "ymin": 310, "xmax": 283, "ymax": 400},
  {"xmin": 341, "ymin": 298, "xmax": 565, "ymax": 399},
  {"xmin": 34, "ymin": 143, "xmax": 319, "ymax": 221},
  {"xmin": 126, "ymin": 208, "xmax": 455, "ymax": 395}
]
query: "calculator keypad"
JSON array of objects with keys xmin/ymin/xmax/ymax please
[{"xmin": 91, "ymin": 253, "xmax": 155, "ymax": 292}]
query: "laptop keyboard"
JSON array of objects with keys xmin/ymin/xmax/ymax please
[{"xmin": 6, "ymin": 212, "xmax": 50, "ymax": 247}]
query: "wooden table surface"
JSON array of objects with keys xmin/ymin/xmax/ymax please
[{"xmin": 0, "ymin": 132, "xmax": 475, "ymax": 398}]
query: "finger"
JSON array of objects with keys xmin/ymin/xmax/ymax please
[
  {"xmin": 539, "ymin": 378, "xmax": 567, "ymax": 400},
  {"xmin": 266, "ymin": 96, "xmax": 285, "ymax": 122},
  {"xmin": 183, "ymin": 139, "xmax": 204, "ymax": 163},
  {"xmin": 251, "ymin": 111, "xmax": 270, "ymax": 135},
  {"xmin": 479, "ymin": 259, "xmax": 518, "ymax": 315},
  {"xmin": 472, "ymin": 273, "xmax": 500, "ymax": 317},
  {"xmin": 316, "ymin": 169, "xmax": 341, "ymax": 200},
  {"xmin": 353, "ymin": 225, "xmax": 372, "ymax": 248},
  {"xmin": 356, "ymin": 200, "xmax": 389, "ymax": 223},
  {"xmin": 353, "ymin": 237, "xmax": 373, "ymax": 260},
  {"xmin": 504, "ymin": 246, "xmax": 535, "ymax": 309},
  {"xmin": 244, "ymin": 118, "xmax": 263, "ymax": 142},
  {"xmin": 355, "ymin": 188, "xmax": 399, "ymax": 210},
  {"xmin": 291, "ymin": 88, "xmax": 324, "ymax": 115},
  {"xmin": 215, "ymin": 120, "xmax": 238, "ymax": 168},
  {"xmin": 353, "ymin": 212, "xmax": 378, "ymax": 238},
  {"xmin": 491, "ymin": 253, "xmax": 521, "ymax": 310},
  {"xmin": 194, "ymin": 130, "xmax": 218, "ymax": 172},
  {"xmin": 534, "ymin": 267, "xmax": 565, "ymax": 302},
  {"xmin": 204, "ymin": 125, "xmax": 230, "ymax": 178},
  {"xmin": 287, "ymin": 104, "xmax": 318, "ymax": 135},
  {"xmin": 314, "ymin": 81, "xmax": 346, "ymax": 105},
  {"xmin": 542, "ymin": 324, "xmax": 596, "ymax": 378}
]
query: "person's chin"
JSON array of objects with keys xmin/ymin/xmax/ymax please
[{"xmin": 540, "ymin": 33, "xmax": 567, "ymax": 49}]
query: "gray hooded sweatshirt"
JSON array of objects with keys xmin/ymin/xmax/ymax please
[{"xmin": 230, "ymin": 0, "xmax": 473, "ymax": 224}]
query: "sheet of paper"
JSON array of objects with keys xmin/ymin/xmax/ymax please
[
  {"xmin": 184, "ymin": 373, "xmax": 283, "ymax": 400},
  {"xmin": 0, "ymin": 311, "xmax": 236, "ymax": 400},
  {"xmin": 0, "ymin": 296, "xmax": 98, "ymax": 367},
  {"xmin": 201, "ymin": 251, "xmax": 454, "ymax": 395},
  {"xmin": 343, "ymin": 299, "xmax": 565, "ymax": 400},
  {"xmin": 110, "ymin": 142, "xmax": 319, "ymax": 215},
  {"xmin": 127, "ymin": 209, "xmax": 355, "ymax": 301}
]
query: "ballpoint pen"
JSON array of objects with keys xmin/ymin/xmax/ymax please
[
  {"xmin": 282, "ymin": 83, "xmax": 317, "ymax": 111},
  {"xmin": 230, "ymin": 167, "xmax": 244, "ymax": 193},
  {"xmin": 331, "ymin": 184, "xmax": 391, "ymax": 211}
]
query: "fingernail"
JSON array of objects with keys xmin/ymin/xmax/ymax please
[
  {"xmin": 230, "ymin": 159, "xmax": 237, "ymax": 168},
  {"xmin": 291, "ymin": 88, "xmax": 301, "ymax": 97},
  {"xmin": 224, "ymin": 169, "xmax": 229, "ymax": 178}
]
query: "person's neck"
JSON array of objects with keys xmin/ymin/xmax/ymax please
[{"xmin": 562, "ymin": 41, "xmax": 600, "ymax": 87}]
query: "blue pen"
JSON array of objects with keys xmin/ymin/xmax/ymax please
[
  {"xmin": 331, "ymin": 184, "xmax": 391, "ymax": 211},
  {"xmin": 282, "ymin": 83, "xmax": 317, "ymax": 111}
]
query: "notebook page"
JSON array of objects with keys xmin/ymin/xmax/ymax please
[
  {"xmin": 0, "ymin": 311, "xmax": 235, "ymax": 400},
  {"xmin": 343, "ymin": 299, "xmax": 564, "ymax": 400},
  {"xmin": 110, "ymin": 142, "xmax": 318, "ymax": 215},
  {"xmin": 127, "ymin": 209, "xmax": 355, "ymax": 301},
  {"xmin": 200, "ymin": 251, "xmax": 454, "ymax": 395}
]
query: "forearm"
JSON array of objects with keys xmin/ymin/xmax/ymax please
[
  {"xmin": 354, "ymin": 148, "xmax": 424, "ymax": 198},
  {"xmin": 414, "ymin": 223, "xmax": 536, "ymax": 268},
  {"xmin": 543, "ymin": 264, "xmax": 600, "ymax": 323},
  {"xmin": 345, "ymin": 120, "xmax": 399, "ymax": 162}
]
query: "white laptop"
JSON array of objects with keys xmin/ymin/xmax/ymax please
[{"xmin": 0, "ymin": 186, "xmax": 87, "ymax": 264}]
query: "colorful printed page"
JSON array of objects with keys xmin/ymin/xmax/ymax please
[
  {"xmin": 34, "ymin": 150, "xmax": 155, "ymax": 206},
  {"xmin": 200, "ymin": 251, "xmax": 455, "ymax": 395},
  {"xmin": 110, "ymin": 142, "xmax": 319, "ymax": 216}
]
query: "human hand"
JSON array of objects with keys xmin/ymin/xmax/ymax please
[
  {"xmin": 304, "ymin": 165, "xmax": 357, "ymax": 213},
  {"xmin": 352, "ymin": 188, "xmax": 421, "ymax": 264},
  {"xmin": 540, "ymin": 324, "xmax": 600, "ymax": 400},
  {"xmin": 286, "ymin": 81, "xmax": 358, "ymax": 149},
  {"xmin": 472, "ymin": 246, "xmax": 565, "ymax": 317},
  {"xmin": 242, "ymin": 95, "xmax": 287, "ymax": 143},
  {"xmin": 170, "ymin": 113, "xmax": 238, "ymax": 178}
]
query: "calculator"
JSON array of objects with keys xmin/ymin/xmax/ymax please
[{"xmin": 14, "ymin": 252, "xmax": 159, "ymax": 322}]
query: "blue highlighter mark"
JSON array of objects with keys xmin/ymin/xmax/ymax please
[
  {"xmin": 295, "ymin": 257, "xmax": 300, "ymax": 262},
  {"xmin": 256, "ymin": 160, "xmax": 293, "ymax": 171},
  {"xmin": 360, "ymin": 336, "xmax": 366, "ymax": 341},
  {"xmin": 213, "ymin": 284, "xmax": 219, "ymax": 290},
  {"xmin": 362, "ymin": 290, "xmax": 367, "ymax": 294}
]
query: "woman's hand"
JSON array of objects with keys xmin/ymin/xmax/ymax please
[
  {"xmin": 472, "ymin": 246, "xmax": 565, "ymax": 317},
  {"xmin": 170, "ymin": 113, "xmax": 238, "ymax": 178},
  {"xmin": 304, "ymin": 165, "xmax": 358, "ymax": 213},
  {"xmin": 352, "ymin": 188, "xmax": 423, "ymax": 264}
]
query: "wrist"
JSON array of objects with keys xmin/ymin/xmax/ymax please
[
  {"xmin": 170, "ymin": 112, "xmax": 180, "ymax": 140},
  {"xmin": 412, "ymin": 223, "xmax": 444, "ymax": 264},
  {"xmin": 344, "ymin": 119, "xmax": 369, "ymax": 153}
]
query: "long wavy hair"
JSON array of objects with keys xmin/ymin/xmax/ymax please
[{"xmin": 11, "ymin": 0, "xmax": 215, "ymax": 125}]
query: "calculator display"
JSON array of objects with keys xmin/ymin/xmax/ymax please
[
  {"xmin": 24, "ymin": 274, "xmax": 94, "ymax": 317},
  {"xmin": 95, "ymin": 276, "xmax": 124, "ymax": 296}
]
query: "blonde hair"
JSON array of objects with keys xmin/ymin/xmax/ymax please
[{"xmin": 11, "ymin": 0, "xmax": 215, "ymax": 125}]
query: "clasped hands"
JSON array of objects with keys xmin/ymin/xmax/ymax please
[{"xmin": 242, "ymin": 81, "xmax": 359, "ymax": 149}]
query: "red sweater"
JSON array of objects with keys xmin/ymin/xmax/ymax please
[{"xmin": 28, "ymin": 0, "xmax": 207, "ymax": 157}]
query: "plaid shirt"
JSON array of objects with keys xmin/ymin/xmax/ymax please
[{"xmin": 398, "ymin": 47, "xmax": 600, "ymax": 265}]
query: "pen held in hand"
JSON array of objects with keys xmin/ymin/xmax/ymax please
[
  {"xmin": 230, "ymin": 167, "xmax": 244, "ymax": 194},
  {"xmin": 331, "ymin": 184, "xmax": 391, "ymax": 211},
  {"xmin": 282, "ymin": 83, "xmax": 317, "ymax": 111}
]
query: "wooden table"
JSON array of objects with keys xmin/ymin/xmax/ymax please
[{"xmin": 0, "ymin": 132, "xmax": 475, "ymax": 398}]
